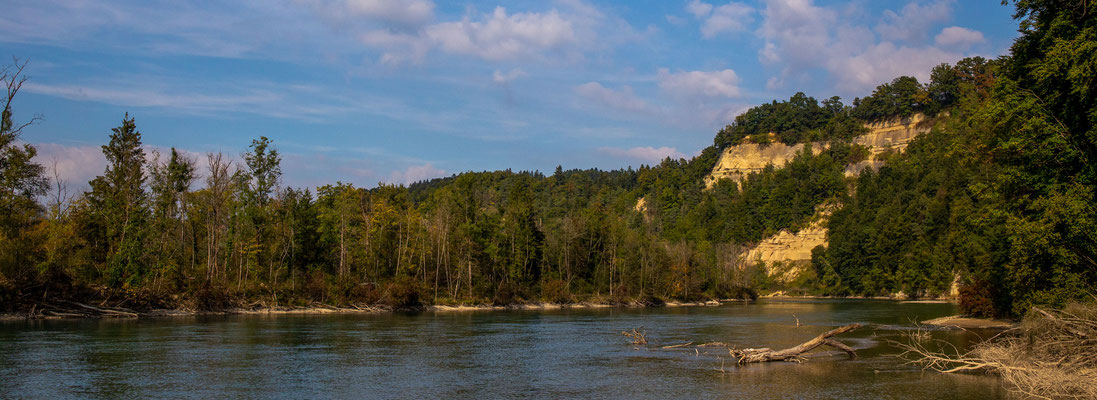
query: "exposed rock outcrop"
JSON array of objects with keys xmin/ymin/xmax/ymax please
[
  {"xmin": 705, "ymin": 113, "xmax": 935, "ymax": 188},
  {"xmin": 716, "ymin": 114, "xmax": 936, "ymax": 281},
  {"xmin": 845, "ymin": 113, "xmax": 934, "ymax": 176},
  {"xmin": 741, "ymin": 206, "xmax": 831, "ymax": 283},
  {"xmin": 704, "ymin": 140, "xmax": 825, "ymax": 189}
]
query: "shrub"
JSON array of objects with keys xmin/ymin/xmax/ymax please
[
  {"xmin": 381, "ymin": 275, "xmax": 426, "ymax": 310},
  {"xmin": 541, "ymin": 279, "xmax": 572, "ymax": 304},
  {"xmin": 958, "ymin": 280, "xmax": 997, "ymax": 318}
]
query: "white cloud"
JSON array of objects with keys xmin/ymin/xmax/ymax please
[
  {"xmin": 574, "ymin": 82, "xmax": 654, "ymax": 113},
  {"xmin": 32, "ymin": 142, "xmax": 212, "ymax": 190},
  {"xmin": 686, "ymin": 1, "xmax": 753, "ymax": 38},
  {"xmin": 598, "ymin": 146, "xmax": 687, "ymax": 163},
  {"xmin": 875, "ymin": 0, "xmax": 954, "ymax": 43},
  {"xmin": 357, "ymin": 5, "xmax": 592, "ymax": 64},
  {"xmin": 343, "ymin": 0, "xmax": 435, "ymax": 28},
  {"xmin": 686, "ymin": 0, "xmax": 714, "ymax": 18},
  {"xmin": 758, "ymin": 0, "xmax": 836, "ymax": 67},
  {"xmin": 757, "ymin": 0, "xmax": 971, "ymax": 93},
  {"xmin": 425, "ymin": 7, "xmax": 577, "ymax": 61},
  {"xmin": 33, "ymin": 143, "xmax": 106, "ymax": 189},
  {"xmin": 704, "ymin": 3, "xmax": 754, "ymax": 38},
  {"xmin": 826, "ymin": 42, "xmax": 959, "ymax": 90},
  {"xmin": 935, "ymin": 26, "xmax": 985, "ymax": 49},
  {"xmin": 493, "ymin": 68, "xmax": 526, "ymax": 84},
  {"xmin": 387, "ymin": 163, "xmax": 447, "ymax": 185},
  {"xmin": 657, "ymin": 68, "xmax": 742, "ymax": 98}
]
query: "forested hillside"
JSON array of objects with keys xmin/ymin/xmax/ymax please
[
  {"xmin": 818, "ymin": 0, "xmax": 1097, "ymax": 317},
  {"xmin": 1, "ymin": 1, "xmax": 1093, "ymax": 318}
]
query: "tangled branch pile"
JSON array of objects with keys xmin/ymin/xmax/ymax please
[
  {"xmin": 899, "ymin": 303, "xmax": 1097, "ymax": 399},
  {"xmin": 622, "ymin": 328, "xmax": 648, "ymax": 345}
]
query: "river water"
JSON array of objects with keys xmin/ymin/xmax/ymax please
[{"xmin": 0, "ymin": 299, "xmax": 1005, "ymax": 399}]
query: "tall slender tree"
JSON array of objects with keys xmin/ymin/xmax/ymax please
[{"xmin": 86, "ymin": 114, "xmax": 149, "ymax": 287}]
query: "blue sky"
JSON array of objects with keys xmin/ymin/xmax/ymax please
[{"xmin": 0, "ymin": 0, "xmax": 1019, "ymax": 189}]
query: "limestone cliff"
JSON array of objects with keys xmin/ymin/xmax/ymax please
[
  {"xmin": 703, "ymin": 140, "xmax": 825, "ymax": 189},
  {"xmin": 705, "ymin": 113, "xmax": 935, "ymax": 188},
  {"xmin": 714, "ymin": 114, "xmax": 936, "ymax": 281},
  {"xmin": 845, "ymin": 113, "xmax": 934, "ymax": 176},
  {"xmin": 741, "ymin": 206, "xmax": 830, "ymax": 284}
]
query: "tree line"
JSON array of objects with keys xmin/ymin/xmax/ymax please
[{"xmin": 2, "ymin": 0, "xmax": 1092, "ymax": 318}]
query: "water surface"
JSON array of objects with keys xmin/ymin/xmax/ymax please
[{"xmin": 0, "ymin": 299, "xmax": 1005, "ymax": 399}]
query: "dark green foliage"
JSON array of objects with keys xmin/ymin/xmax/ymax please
[
  {"xmin": 85, "ymin": 114, "xmax": 150, "ymax": 288},
  {"xmin": 0, "ymin": 59, "xmax": 48, "ymax": 286},
  {"xmin": 818, "ymin": 1, "xmax": 1097, "ymax": 316},
  {"xmin": 714, "ymin": 92, "xmax": 866, "ymax": 148},
  {"xmin": 851, "ymin": 76, "xmax": 928, "ymax": 121}
]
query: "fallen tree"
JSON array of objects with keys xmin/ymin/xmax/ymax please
[
  {"xmin": 731, "ymin": 323, "xmax": 862, "ymax": 364},
  {"xmin": 898, "ymin": 303, "xmax": 1097, "ymax": 399}
]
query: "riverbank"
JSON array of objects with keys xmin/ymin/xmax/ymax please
[
  {"xmin": 921, "ymin": 315, "xmax": 1017, "ymax": 329},
  {"xmin": 0, "ymin": 299, "xmax": 737, "ymax": 321},
  {"xmin": 762, "ymin": 292, "xmax": 957, "ymax": 302}
]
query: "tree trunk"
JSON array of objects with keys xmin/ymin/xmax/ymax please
[{"xmin": 733, "ymin": 323, "xmax": 861, "ymax": 364}]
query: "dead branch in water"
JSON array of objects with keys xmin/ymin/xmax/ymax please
[
  {"xmin": 622, "ymin": 328, "xmax": 648, "ymax": 345},
  {"xmin": 34, "ymin": 301, "xmax": 139, "ymax": 318},
  {"xmin": 662, "ymin": 342, "xmax": 693, "ymax": 349},
  {"xmin": 731, "ymin": 323, "xmax": 862, "ymax": 364}
]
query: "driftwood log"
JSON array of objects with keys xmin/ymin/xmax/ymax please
[{"xmin": 732, "ymin": 323, "xmax": 862, "ymax": 364}]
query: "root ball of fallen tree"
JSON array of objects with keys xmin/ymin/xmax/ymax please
[{"xmin": 899, "ymin": 303, "xmax": 1097, "ymax": 399}]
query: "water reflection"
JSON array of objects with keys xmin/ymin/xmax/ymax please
[{"xmin": 0, "ymin": 299, "xmax": 1005, "ymax": 399}]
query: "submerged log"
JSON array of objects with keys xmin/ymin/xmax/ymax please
[{"xmin": 732, "ymin": 323, "xmax": 862, "ymax": 364}]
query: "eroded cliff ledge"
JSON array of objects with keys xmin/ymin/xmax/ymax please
[{"xmin": 705, "ymin": 113, "xmax": 935, "ymax": 189}]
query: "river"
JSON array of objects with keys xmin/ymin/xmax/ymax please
[{"xmin": 0, "ymin": 299, "xmax": 1005, "ymax": 399}]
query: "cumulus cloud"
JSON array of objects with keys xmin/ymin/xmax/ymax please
[
  {"xmin": 827, "ymin": 42, "xmax": 959, "ymax": 90},
  {"xmin": 33, "ymin": 143, "xmax": 106, "ymax": 188},
  {"xmin": 757, "ymin": 0, "xmax": 836, "ymax": 67},
  {"xmin": 875, "ymin": 0, "xmax": 954, "ymax": 43},
  {"xmin": 359, "ymin": 5, "xmax": 593, "ymax": 64},
  {"xmin": 935, "ymin": 26, "xmax": 985, "ymax": 49},
  {"xmin": 598, "ymin": 146, "xmax": 687, "ymax": 163},
  {"xmin": 32, "ymin": 142, "xmax": 213, "ymax": 190},
  {"xmin": 686, "ymin": 1, "xmax": 753, "ymax": 38},
  {"xmin": 686, "ymin": 0, "xmax": 714, "ymax": 18},
  {"xmin": 757, "ymin": 0, "xmax": 972, "ymax": 93},
  {"xmin": 574, "ymin": 82, "xmax": 654, "ymax": 113},
  {"xmin": 657, "ymin": 68, "xmax": 742, "ymax": 98},
  {"xmin": 388, "ymin": 163, "xmax": 447, "ymax": 185},
  {"xmin": 425, "ymin": 7, "xmax": 576, "ymax": 61}
]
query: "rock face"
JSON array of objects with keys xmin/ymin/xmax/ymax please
[
  {"xmin": 705, "ymin": 113, "xmax": 935, "ymax": 188},
  {"xmin": 845, "ymin": 113, "xmax": 934, "ymax": 176},
  {"xmin": 741, "ymin": 208, "xmax": 830, "ymax": 283},
  {"xmin": 704, "ymin": 141, "xmax": 825, "ymax": 188},
  {"xmin": 712, "ymin": 114, "xmax": 936, "ymax": 279}
]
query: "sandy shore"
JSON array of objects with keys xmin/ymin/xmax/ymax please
[
  {"xmin": 762, "ymin": 292, "xmax": 957, "ymax": 302},
  {"xmin": 0, "ymin": 299, "xmax": 734, "ymax": 320},
  {"xmin": 922, "ymin": 315, "xmax": 1017, "ymax": 329}
]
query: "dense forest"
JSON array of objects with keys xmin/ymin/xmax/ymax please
[
  {"xmin": 1, "ymin": 1, "xmax": 1094, "ymax": 318},
  {"xmin": 817, "ymin": 0, "xmax": 1097, "ymax": 317}
]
